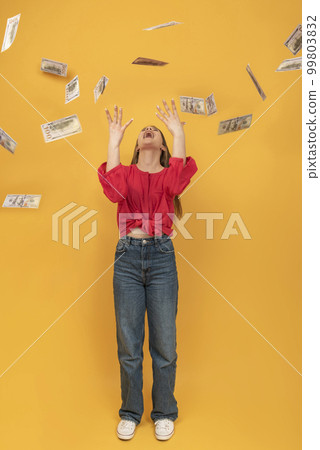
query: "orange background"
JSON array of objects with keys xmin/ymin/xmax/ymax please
[{"xmin": 0, "ymin": 0, "xmax": 301, "ymax": 448}]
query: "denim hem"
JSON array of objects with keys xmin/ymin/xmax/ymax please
[
  {"xmin": 153, "ymin": 416, "xmax": 177, "ymax": 423},
  {"xmin": 120, "ymin": 416, "xmax": 140, "ymax": 425}
]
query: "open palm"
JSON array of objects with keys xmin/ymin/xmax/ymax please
[
  {"xmin": 105, "ymin": 105, "xmax": 133, "ymax": 147},
  {"xmin": 156, "ymin": 99, "xmax": 186, "ymax": 136}
]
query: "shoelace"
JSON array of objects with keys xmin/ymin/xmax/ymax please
[
  {"xmin": 121, "ymin": 420, "xmax": 134, "ymax": 428},
  {"xmin": 156, "ymin": 419, "xmax": 172, "ymax": 430}
]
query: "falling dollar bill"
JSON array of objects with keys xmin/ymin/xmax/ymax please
[
  {"xmin": 143, "ymin": 21, "xmax": 182, "ymax": 31},
  {"xmin": 132, "ymin": 57, "xmax": 168, "ymax": 66},
  {"xmin": 205, "ymin": 93, "xmax": 217, "ymax": 116},
  {"xmin": 0, "ymin": 128, "xmax": 17, "ymax": 154},
  {"xmin": 284, "ymin": 24, "xmax": 302, "ymax": 55},
  {"xmin": 40, "ymin": 57, "xmax": 68, "ymax": 76},
  {"xmin": 1, "ymin": 13, "xmax": 21, "ymax": 52},
  {"xmin": 180, "ymin": 96, "xmax": 206, "ymax": 115},
  {"xmin": 2, "ymin": 194, "xmax": 41, "ymax": 208},
  {"xmin": 94, "ymin": 75, "xmax": 109, "ymax": 103},
  {"xmin": 246, "ymin": 64, "xmax": 266, "ymax": 100},
  {"xmin": 218, "ymin": 114, "xmax": 252, "ymax": 135},
  {"xmin": 41, "ymin": 114, "xmax": 82, "ymax": 143},
  {"xmin": 275, "ymin": 56, "xmax": 302, "ymax": 72},
  {"xmin": 65, "ymin": 75, "xmax": 80, "ymax": 104}
]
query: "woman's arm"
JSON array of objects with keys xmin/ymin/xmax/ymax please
[
  {"xmin": 106, "ymin": 142, "xmax": 120, "ymax": 171},
  {"xmin": 156, "ymin": 98, "xmax": 187, "ymax": 165},
  {"xmin": 105, "ymin": 105, "xmax": 133, "ymax": 172},
  {"xmin": 97, "ymin": 105, "xmax": 132, "ymax": 203},
  {"xmin": 172, "ymin": 132, "xmax": 186, "ymax": 165},
  {"xmin": 156, "ymin": 98, "xmax": 197, "ymax": 196},
  {"xmin": 105, "ymin": 105, "xmax": 120, "ymax": 172}
]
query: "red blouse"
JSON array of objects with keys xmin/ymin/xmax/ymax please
[{"xmin": 97, "ymin": 156, "xmax": 198, "ymax": 237}]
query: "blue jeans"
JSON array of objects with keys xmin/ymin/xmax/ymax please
[{"xmin": 113, "ymin": 233, "xmax": 179, "ymax": 425}]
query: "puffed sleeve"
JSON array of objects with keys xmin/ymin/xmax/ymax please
[
  {"xmin": 97, "ymin": 162, "xmax": 128, "ymax": 203},
  {"xmin": 163, "ymin": 156, "xmax": 198, "ymax": 197}
]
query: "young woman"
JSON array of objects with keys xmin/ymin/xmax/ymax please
[{"xmin": 97, "ymin": 99, "xmax": 198, "ymax": 441}]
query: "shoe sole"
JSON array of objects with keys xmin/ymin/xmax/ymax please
[
  {"xmin": 117, "ymin": 430, "xmax": 135, "ymax": 440},
  {"xmin": 155, "ymin": 429, "xmax": 174, "ymax": 440}
]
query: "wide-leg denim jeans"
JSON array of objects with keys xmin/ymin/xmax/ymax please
[{"xmin": 112, "ymin": 233, "xmax": 179, "ymax": 425}]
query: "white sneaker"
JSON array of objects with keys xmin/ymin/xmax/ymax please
[
  {"xmin": 154, "ymin": 418, "xmax": 175, "ymax": 440},
  {"xmin": 116, "ymin": 419, "xmax": 137, "ymax": 440}
]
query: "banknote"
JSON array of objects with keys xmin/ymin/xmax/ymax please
[
  {"xmin": 41, "ymin": 114, "xmax": 82, "ymax": 143},
  {"xmin": 1, "ymin": 13, "xmax": 21, "ymax": 52},
  {"xmin": 284, "ymin": 24, "xmax": 302, "ymax": 55},
  {"xmin": 180, "ymin": 96, "xmax": 206, "ymax": 115},
  {"xmin": 275, "ymin": 56, "xmax": 302, "ymax": 72},
  {"xmin": 94, "ymin": 75, "xmax": 109, "ymax": 103},
  {"xmin": 246, "ymin": 64, "xmax": 266, "ymax": 100},
  {"xmin": 2, "ymin": 194, "xmax": 41, "ymax": 208},
  {"xmin": 218, "ymin": 114, "xmax": 252, "ymax": 135},
  {"xmin": 65, "ymin": 75, "xmax": 80, "ymax": 104},
  {"xmin": 0, "ymin": 128, "xmax": 17, "ymax": 154},
  {"xmin": 40, "ymin": 57, "xmax": 68, "ymax": 76},
  {"xmin": 205, "ymin": 93, "xmax": 217, "ymax": 116},
  {"xmin": 132, "ymin": 57, "xmax": 168, "ymax": 66},
  {"xmin": 143, "ymin": 21, "xmax": 182, "ymax": 31}
]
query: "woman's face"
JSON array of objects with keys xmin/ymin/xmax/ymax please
[{"xmin": 137, "ymin": 125, "xmax": 164, "ymax": 151}]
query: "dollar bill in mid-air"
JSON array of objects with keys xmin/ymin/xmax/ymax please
[
  {"xmin": 143, "ymin": 21, "xmax": 182, "ymax": 31},
  {"xmin": 246, "ymin": 64, "xmax": 266, "ymax": 100},
  {"xmin": 284, "ymin": 24, "xmax": 302, "ymax": 55},
  {"xmin": 205, "ymin": 93, "xmax": 217, "ymax": 116},
  {"xmin": 0, "ymin": 128, "xmax": 17, "ymax": 154},
  {"xmin": 218, "ymin": 114, "xmax": 253, "ymax": 135},
  {"xmin": 94, "ymin": 75, "xmax": 109, "ymax": 103},
  {"xmin": 132, "ymin": 57, "xmax": 168, "ymax": 66},
  {"xmin": 275, "ymin": 56, "xmax": 302, "ymax": 72},
  {"xmin": 40, "ymin": 58, "xmax": 68, "ymax": 76},
  {"xmin": 41, "ymin": 114, "xmax": 82, "ymax": 143},
  {"xmin": 1, "ymin": 13, "xmax": 21, "ymax": 52},
  {"xmin": 180, "ymin": 96, "xmax": 206, "ymax": 115},
  {"xmin": 65, "ymin": 75, "xmax": 80, "ymax": 104},
  {"xmin": 2, "ymin": 194, "xmax": 41, "ymax": 208}
]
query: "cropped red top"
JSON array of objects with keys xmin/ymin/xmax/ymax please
[{"xmin": 97, "ymin": 156, "xmax": 198, "ymax": 237}]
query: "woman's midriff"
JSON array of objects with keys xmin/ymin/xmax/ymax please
[{"xmin": 126, "ymin": 227, "xmax": 153, "ymax": 239}]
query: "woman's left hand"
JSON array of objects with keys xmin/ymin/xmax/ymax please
[{"xmin": 156, "ymin": 99, "xmax": 186, "ymax": 137}]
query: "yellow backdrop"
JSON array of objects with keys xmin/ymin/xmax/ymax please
[{"xmin": 0, "ymin": 0, "xmax": 301, "ymax": 448}]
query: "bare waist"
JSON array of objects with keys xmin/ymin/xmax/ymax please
[
  {"xmin": 126, "ymin": 227, "xmax": 154, "ymax": 239},
  {"xmin": 126, "ymin": 227, "xmax": 172, "ymax": 239}
]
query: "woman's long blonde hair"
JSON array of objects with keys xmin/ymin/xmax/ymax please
[{"xmin": 130, "ymin": 126, "xmax": 183, "ymax": 219}]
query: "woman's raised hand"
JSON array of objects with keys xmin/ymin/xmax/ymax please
[
  {"xmin": 105, "ymin": 105, "xmax": 133, "ymax": 147},
  {"xmin": 155, "ymin": 99, "xmax": 186, "ymax": 137}
]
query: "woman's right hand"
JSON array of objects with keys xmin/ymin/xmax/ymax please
[{"xmin": 105, "ymin": 105, "xmax": 133, "ymax": 147}]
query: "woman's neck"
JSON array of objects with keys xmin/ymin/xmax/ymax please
[{"xmin": 136, "ymin": 150, "xmax": 163, "ymax": 172}]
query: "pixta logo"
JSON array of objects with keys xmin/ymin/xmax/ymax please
[
  {"xmin": 118, "ymin": 212, "xmax": 251, "ymax": 239},
  {"xmin": 52, "ymin": 202, "xmax": 98, "ymax": 250}
]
